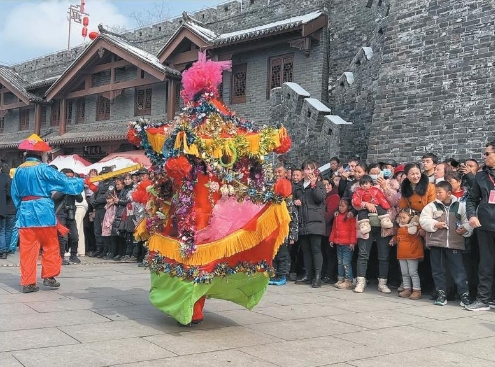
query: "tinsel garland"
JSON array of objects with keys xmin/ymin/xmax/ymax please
[{"xmin": 144, "ymin": 250, "xmax": 274, "ymax": 283}]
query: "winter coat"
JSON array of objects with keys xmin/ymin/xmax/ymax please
[
  {"xmin": 91, "ymin": 179, "xmax": 115, "ymax": 210},
  {"xmin": 0, "ymin": 172, "xmax": 16, "ymax": 217},
  {"xmin": 324, "ymin": 187, "xmax": 340, "ymax": 236},
  {"xmin": 466, "ymin": 167, "xmax": 495, "ymax": 232},
  {"xmin": 112, "ymin": 184, "xmax": 133, "ymax": 235},
  {"xmin": 294, "ymin": 180, "xmax": 326, "ymax": 236},
  {"xmin": 285, "ymin": 198, "xmax": 299, "ymax": 244},
  {"xmin": 102, "ymin": 202, "xmax": 116, "ymax": 237},
  {"xmin": 329, "ymin": 213, "xmax": 357, "ymax": 245},
  {"xmin": 395, "ymin": 226, "xmax": 424, "ymax": 260},
  {"xmin": 420, "ymin": 196, "xmax": 472, "ymax": 250},
  {"xmin": 400, "ymin": 174, "xmax": 436, "ymax": 212},
  {"xmin": 352, "ymin": 187, "xmax": 391, "ymax": 210}
]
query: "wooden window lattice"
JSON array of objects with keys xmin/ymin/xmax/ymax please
[
  {"xmin": 50, "ymin": 101, "xmax": 60, "ymax": 126},
  {"xmin": 20, "ymin": 109, "xmax": 30, "ymax": 130},
  {"xmin": 0, "ymin": 116, "xmax": 4, "ymax": 133},
  {"xmin": 268, "ymin": 54, "xmax": 294, "ymax": 98},
  {"xmin": 76, "ymin": 99, "xmax": 85, "ymax": 124},
  {"xmin": 231, "ymin": 63, "xmax": 247, "ymax": 104},
  {"xmin": 96, "ymin": 94, "xmax": 110, "ymax": 121},
  {"xmin": 135, "ymin": 86, "xmax": 152, "ymax": 116},
  {"xmin": 67, "ymin": 101, "xmax": 73, "ymax": 122}
]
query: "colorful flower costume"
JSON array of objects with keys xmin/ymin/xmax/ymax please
[{"xmin": 128, "ymin": 53, "xmax": 292, "ymax": 325}]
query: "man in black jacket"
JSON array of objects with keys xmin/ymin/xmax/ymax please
[
  {"xmin": 0, "ymin": 163, "xmax": 16, "ymax": 259},
  {"xmin": 465, "ymin": 140, "xmax": 495, "ymax": 311},
  {"xmin": 53, "ymin": 168, "xmax": 83, "ymax": 265}
]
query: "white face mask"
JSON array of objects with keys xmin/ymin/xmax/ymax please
[{"xmin": 370, "ymin": 174, "xmax": 379, "ymax": 182}]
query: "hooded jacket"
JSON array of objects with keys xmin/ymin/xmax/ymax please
[
  {"xmin": 399, "ymin": 173, "xmax": 436, "ymax": 212},
  {"xmin": 420, "ymin": 196, "xmax": 472, "ymax": 250}
]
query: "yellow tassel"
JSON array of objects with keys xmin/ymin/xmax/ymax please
[
  {"xmin": 174, "ymin": 132, "xmax": 184, "ymax": 150},
  {"xmin": 134, "ymin": 219, "xmax": 149, "ymax": 242},
  {"xmin": 146, "ymin": 132, "xmax": 166, "ymax": 153},
  {"xmin": 245, "ymin": 134, "xmax": 261, "ymax": 153},
  {"xmin": 148, "ymin": 202, "xmax": 291, "ymax": 266}
]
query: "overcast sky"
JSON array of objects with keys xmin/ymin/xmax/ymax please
[{"xmin": 0, "ymin": 0, "xmax": 226, "ymax": 65}]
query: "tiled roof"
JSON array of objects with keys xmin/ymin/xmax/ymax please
[
  {"xmin": 25, "ymin": 75, "xmax": 61, "ymax": 90},
  {"xmin": 0, "ymin": 65, "xmax": 43, "ymax": 102},
  {"xmin": 214, "ymin": 11, "xmax": 325, "ymax": 46}
]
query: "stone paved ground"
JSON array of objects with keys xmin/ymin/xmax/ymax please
[{"xmin": 1, "ymin": 253, "xmax": 495, "ymax": 367}]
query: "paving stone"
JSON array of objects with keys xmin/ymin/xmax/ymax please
[
  {"xmin": 91, "ymin": 303, "xmax": 165, "ymax": 321},
  {"xmin": 0, "ymin": 291, "xmax": 69, "ymax": 304},
  {"xmin": 246, "ymin": 315, "xmax": 365, "ymax": 340},
  {"xmin": 0, "ymin": 352, "xmax": 24, "ymax": 367},
  {"xmin": 350, "ymin": 347, "xmax": 495, "ymax": 367},
  {"xmin": 0, "ymin": 327, "xmax": 79, "ymax": 352},
  {"xmin": 437, "ymin": 336, "xmax": 495, "ymax": 362},
  {"xmin": 205, "ymin": 308, "xmax": 281, "ymax": 326},
  {"xmin": 254, "ymin": 302, "xmax": 349, "ymax": 320},
  {"xmin": 0, "ymin": 303, "xmax": 40, "ymax": 317},
  {"xmin": 111, "ymin": 350, "xmax": 279, "ymax": 367},
  {"xmin": 0, "ymin": 309, "xmax": 110, "ymax": 332},
  {"xmin": 337, "ymin": 325, "xmax": 466, "ymax": 353},
  {"xmin": 412, "ymin": 316, "xmax": 495, "ymax": 339},
  {"xmin": 12, "ymin": 338, "xmax": 175, "ymax": 367},
  {"xmin": 26, "ymin": 297, "xmax": 133, "ymax": 313},
  {"xmin": 144, "ymin": 326, "xmax": 282, "ymax": 356}
]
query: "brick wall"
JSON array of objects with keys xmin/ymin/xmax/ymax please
[{"xmin": 367, "ymin": 0, "xmax": 495, "ymax": 163}]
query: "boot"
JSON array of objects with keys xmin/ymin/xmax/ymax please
[
  {"xmin": 334, "ymin": 277, "xmax": 344, "ymax": 288},
  {"xmin": 358, "ymin": 219, "xmax": 371, "ymax": 235},
  {"xmin": 312, "ymin": 272, "xmax": 322, "ymax": 288},
  {"xmin": 378, "ymin": 214, "xmax": 394, "ymax": 229},
  {"xmin": 409, "ymin": 290, "xmax": 422, "ymax": 300},
  {"xmin": 43, "ymin": 277, "xmax": 60, "ymax": 288},
  {"xmin": 354, "ymin": 277, "xmax": 366, "ymax": 293},
  {"xmin": 337, "ymin": 279, "xmax": 353, "ymax": 290},
  {"xmin": 398, "ymin": 288, "xmax": 412, "ymax": 298},
  {"xmin": 296, "ymin": 273, "xmax": 312, "ymax": 284},
  {"xmin": 378, "ymin": 278, "xmax": 392, "ymax": 294}
]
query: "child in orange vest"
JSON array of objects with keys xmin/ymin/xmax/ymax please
[{"xmin": 394, "ymin": 208, "xmax": 423, "ymax": 299}]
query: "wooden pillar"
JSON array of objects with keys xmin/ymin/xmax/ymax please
[
  {"xmin": 59, "ymin": 98, "xmax": 67, "ymax": 135},
  {"xmin": 167, "ymin": 79, "xmax": 176, "ymax": 121},
  {"xmin": 34, "ymin": 104, "xmax": 41, "ymax": 135}
]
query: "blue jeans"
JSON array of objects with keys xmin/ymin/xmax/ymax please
[
  {"xmin": 0, "ymin": 214, "xmax": 16, "ymax": 253},
  {"xmin": 336, "ymin": 245, "xmax": 353, "ymax": 280},
  {"xmin": 430, "ymin": 246, "xmax": 468, "ymax": 295}
]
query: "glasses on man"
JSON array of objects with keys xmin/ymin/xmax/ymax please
[{"xmin": 484, "ymin": 151, "xmax": 495, "ymax": 157}]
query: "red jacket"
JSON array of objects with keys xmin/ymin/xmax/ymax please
[
  {"xmin": 329, "ymin": 213, "xmax": 357, "ymax": 245},
  {"xmin": 352, "ymin": 187, "xmax": 391, "ymax": 210}
]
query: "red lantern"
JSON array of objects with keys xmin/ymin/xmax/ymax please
[
  {"xmin": 165, "ymin": 156, "xmax": 192, "ymax": 182},
  {"xmin": 81, "ymin": 27, "xmax": 88, "ymax": 37},
  {"xmin": 83, "ymin": 16, "xmax": 89, "ymax": 27},
  {"xmin": 89, "ymin": 31, "xmax": 99, "ymax": 40}
]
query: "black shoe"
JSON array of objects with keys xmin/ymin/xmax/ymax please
[
  {"xmin": 61, "ymin": 258, "xmax": 70, "ymax": 266},
  {"xmin": 434, "ymin": 290, "xmax": 447, "ymax": 306},
  {"xmin": 112, "ymin": 255, "xmax": 122, "ymax": 261},
  {"xmin": 312, "ymin": 274, "xmax": 322, "ymax": 288},
  {"xmin": 0, "ymin": 252, "xmax": 7, "ymax": 259},
  {"xmin": 69, "ymin": 255, "xmax": 81, "ymax": 264},
  {"xmin": 43, "ymin": 277, "xmax": 60, "ymax": 288},
  {"xmin": 459, "ymin": 293, "xmax": 471, "ymax": 307},
  {"xmin": 288, "ymin": 273, "xmax": 297, "ymax": 281},
  {"xmin": 465, "ymin": 300, "xmax": 491, "ymax": 312},
  {"xmin": 296, "ymin": 275, "xmax": 312, "ymax": 284},
  {"xmin": 488, "ymin": 299, "xmax": 495, "ymax": 309},
  {"xmin": 22, "ymin": 284, "xmax": 40, "ymax": 293},
  {"xmin": 102, "ymin": 253, "xmax": 113, "ymax": 260},
  {"xmin": 137, "ymin": 262, "xmax": 146, "ymax": 267},
  {"xmin": 96, "ymin": 252, "xmax": 105, "ymax": 258},
  {"xmin": 322, "ymin": 276, "xmax": 336, "ymax": 284},
  {"xmin": 191, "ymin": 318, "xmax": 203, "ymax": 324}
]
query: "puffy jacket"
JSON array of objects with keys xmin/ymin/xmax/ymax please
[
  {"xmin": 466, "ymin": 168, "xmax": 495, "ymax": 232},
  {"xmin": 400, "ymin": 174, "xmax": 436, "ymax": 212},
  {"xmin": 329, "ymin": 213, "xmax": 357, "ymax": 245},
  {"xmin": 324, "ymin": 188, "xmax": 340, "ymax": 236},
  {"xmin": 294, "ymin": 180, "xmax": 326, "ymax": 236},
  {"xmin": 395, "ymin": 226, "xmax": 424, "ymax": 260},
  {"xmin": 112, "ymin": 184, "xmax": 133, "ymax": 235},
  {"xmin": 420, "ymin": 196, "xmax": 472, "ymax": 250},
  {"xmin": 352, "ymin": 187, "xmax": 391, "ymax": 210}
]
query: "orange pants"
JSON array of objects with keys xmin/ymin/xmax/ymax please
[
  {"xmin": 19, "ymin": 227, "xmax": 61, "ymax": 286},
  {"xmin": 193, "ymin": 296, "xmax": 206, "ymax": 322}
]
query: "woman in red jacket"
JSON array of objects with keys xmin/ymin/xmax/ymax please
[{"xmin": 329, "ymin": 198, "xmax": 357, "ymax": 289}]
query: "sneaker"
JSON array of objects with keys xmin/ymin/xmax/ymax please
[
  {"xmin": 112, "ymin": 255, "xmax": 122, "ymax": 261},
  {"xmin": 288, "ymin": 273, "xmax": 297, "ymax": 281},
  {"xmin": 22, "ymin": 284, "xmax": 40, "ymax": 293},
  {"xmin": 434, "ymin": 290, "xmax": 447, "ymax": 306},
  {"xmin": 273, "ymin": 277, "xmax": 287, "ymax": 286},
  {"xmin": 488, "ymin": 299, "xmax": 495, "ymax": 309},
  {"xmin": 465, "ymin": 300, "xmax": 491, "ymax": 312},
  {"xmin": 69, "ymin": 255, "xmax": 81, "ymax": 264},
  {"xmin": 459, "ymin": 293, "xmax": 471, "ymax": 307},
  {"xmin": 61, "ymin": 258, "xmax": 70, "ymax": 266},
  {"xmin": 42, "ymin": 277, "xmax": 60, "ymax": 288},
  {"xmin": 268, "ymin": 277, "xmax": 277, "ymax": 285}
]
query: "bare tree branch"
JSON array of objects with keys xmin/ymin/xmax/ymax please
[{"xmin": 129, "ymin": 0, "xmax": 170, "ymax": 28}]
